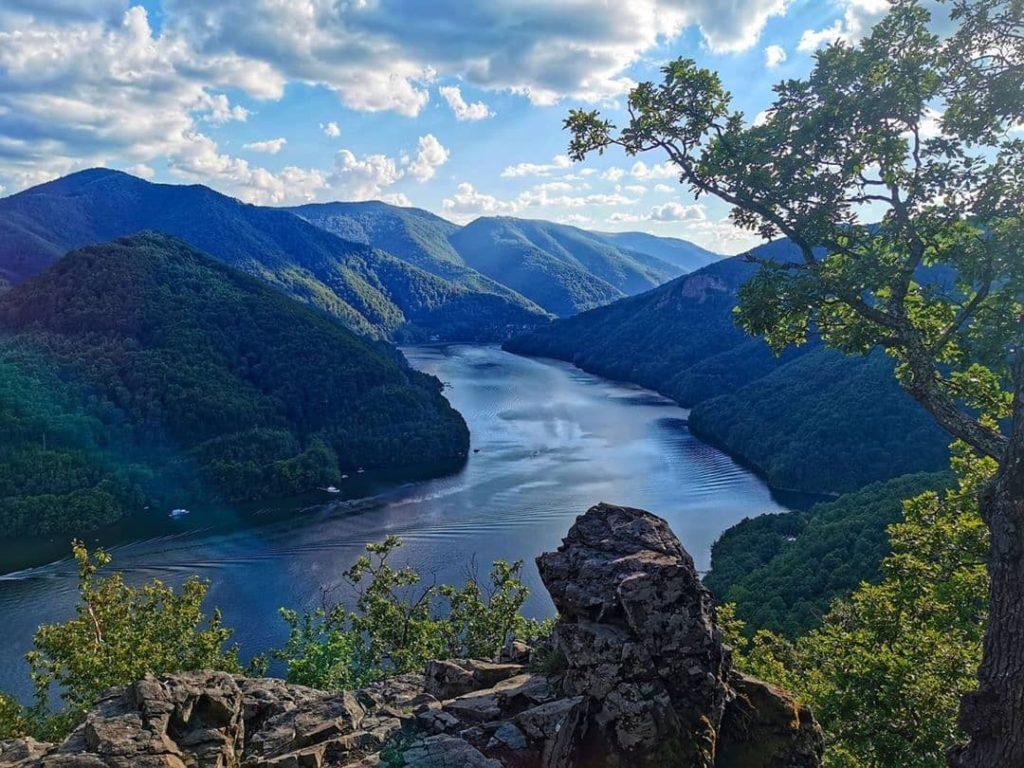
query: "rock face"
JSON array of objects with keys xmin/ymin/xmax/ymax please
[{"xmin": 0, "ymin": 503, "xmax": 822, "ymax": 768}]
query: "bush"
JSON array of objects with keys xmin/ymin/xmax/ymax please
[
  {"xmin": 275, "ymin": 536, "xmax": 551, "ymax": 690},
  {"xmin": 22, "ymin": 541, "xmax": 243, "ymax": 737}
]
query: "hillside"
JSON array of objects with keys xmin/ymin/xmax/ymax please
[
  {"xmin": 705, "ymin": 471, "xmax": 952, "ymax": 637},
  {"xmin": 448, "ymin": 216, "xmax": 684, "ymax": 316},
  {"xmin": 0, "ymin": 233, "xmax": 469, "ymax": 537},
  {"xmin": 596, "ymin": 230, "xmax": 721, "ymax": 272},
  {"xmin": 0, "ymin": 169, "xmax": 549, "ymax": 341},
  {"xmin": 287, "ymin": 201, "xmax": 528, "ymax": 303},
  {"xmin": 505, "ymin": 239, "xmax": 951, "ymax": 495}
]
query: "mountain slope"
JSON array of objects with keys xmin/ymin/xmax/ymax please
[
  {"xmin": 0, "ymin": 169, "xmax": 549, "ymax": 341},
  {"xmin": 596, "ymin": 230, "xmax": 721, "ymax": 272},
  {"xmin": 0, "ymin": 233, "xmax": 469, "ymax": 537},
  {"xmin": 706, "ymin": 471, "xmax": 952, "ymax": 637},
  {"xmin": 505, "ymin": 238, "xmax": 950, "ymax": 495},
  {"xmin": 448, "ymin": 217, "xmax": 684, "ymax": 316}
]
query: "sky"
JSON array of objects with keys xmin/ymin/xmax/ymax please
[{"xmin": 0, "ymin": 0, "xmax": 896, "ymax": 254}]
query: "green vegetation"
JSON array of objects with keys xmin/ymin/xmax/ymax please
[
  {"xmin": 275, "ymin": 535, "xmax": 550, "ymax": 690},
  {"xmin": 564, "ymin": 0, "xmax": 1021, "ymax": 760},
  {"xmin": 449, "ymin": 216, "xmax": 682, "ymax": 316},
  {"xmin": 0, "ymin": 169, "xmax": 549, "ymax": 341},
  {"xmin": 707, "ymin": 471, "xmax": 950, "ymax": 637},
  {"xmin": 0, "ymin": 541, "xmax": 245, "ymax": 741},
  {"xmin": 0, "ymin": 536, "xmax": 545, "ymax": 742},
  {"xmin": 0, "ymin": 233, "xmax": 468, "ymax": 537},
  {"xmin": 724, "ymin": 446, "xmax": 991, "ymax": 767},
  {"xmin": 689, "ymin": 350, "xmax": 950, "ymax": 494},
  {"xmin": 506, "ymin": 246, "xmax": 950, "ymax": 495}
]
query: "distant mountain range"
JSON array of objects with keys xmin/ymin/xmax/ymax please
[
  {"xmin": 504, "ymin": 238, "xmax": 951, "ymax": 496},
  {"xmin": 0, "ymin": 232, "xmax": 469, "ymax": 537},
  {"xmin": 0, "ymin": 169, "xmax": 721, "ymax": 339}
]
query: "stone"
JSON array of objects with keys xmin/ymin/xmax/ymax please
[
  {"xmin": 1, "ymin": 503, "xmax": 823, "ymax": 768},
  {"xmin": 537, "ymin": 503, "xmax": 727, "ymax": 767}
]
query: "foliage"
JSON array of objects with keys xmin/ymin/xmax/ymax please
[
  {"xmin": 275, "ymin": 536, "xmax": 551, "ymax": 690},
  {"xmin": 11, "ymin": 542, "xmax": 243, "ymax": 740},
  {"xmin": 564, "ymin": 0, "xmax": 1021, "ymax": 468},
  {"xmin": 726, "ymin": 445, "xmax": 992, "ymax": 767},
  {"xmin": 0, "ymin": 233, "xmax": 468, "ymax": 537},
  {"xmin": 707, "ymin": 471, "xmax": 950, "ymax": 636}
]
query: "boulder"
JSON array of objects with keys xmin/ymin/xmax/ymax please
[{"xmin": 1, "ymin": 503, "xmax": 822, "ymax": 768}]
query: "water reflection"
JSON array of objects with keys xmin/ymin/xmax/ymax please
[{"xmin": 0, "ymin": 345, "xmax": 798, "ymax": 700}]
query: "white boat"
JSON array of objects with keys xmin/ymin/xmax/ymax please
[
  {"xmin": 324, "ymin": 486, "xmax": 340, "ymax": 494},
  {"xmin": 357, "ymin": 468, "xmax": 365, "ymax": 474},
  {"xmin": 169, "ymin": 508, "xmax": 190, "ymax": 519}
]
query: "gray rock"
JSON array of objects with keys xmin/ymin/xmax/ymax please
[{"xmin": 2, "ymin": 503, "xmax": 822, "ymax": 768}]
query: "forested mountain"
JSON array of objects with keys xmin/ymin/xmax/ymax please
[
  {"xmin": 448, "ymin": 216, "xmax": 684, "ymax": 316},
  {"xmin": 706, "ymin": 471, "xmax": 951, "ymax": 637},
  {"xmin": 505, "ymin": 238, "xmax": 951, "ymax": 494},
  {"xmin": 0, "ymin": 233, "xmax": 469, "ymax": 537},
  {"xmin": 0, "ymin": 169, "xmax": 549, "ymax": 341},
  {"xmin": 595, "ymin": 230, "xmax": 721, "ymax": 272},
  {"xmin": 287, "ymin": 201, "xmax": 531, "ymax": 303}
]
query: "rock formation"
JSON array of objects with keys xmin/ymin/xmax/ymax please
[{"xmin": 0, "ymin": 503, "xmax": 822, "ymax": 768}]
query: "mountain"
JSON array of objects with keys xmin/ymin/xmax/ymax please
[
  {"xmin": 705, "ymin": 471, "xmax": 951, "ymax": 637},
  {"xmin": 447, "ymin": 217, "xmax": 685, "ymax": 316},
  {"xmin": 286, "ymin": 200, "xmax": 527, "ymax": 301},
  {"xmin": 0, "ymin": 169, "xmax": 549, "ymax": 341},
  {"xmin": 595, "ymin": 230, "xmax": 721, "ymax": 272},
  {"xmin": 0, "ymin": 233, "xmax": 469, "ymax": 537},
  {"xmin": 504, "ymin": 238, "xmax": 951, "ymax": 495}
]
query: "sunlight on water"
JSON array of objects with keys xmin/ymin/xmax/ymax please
[{"xmin": 0, "ymin": 345, "xmax": 796, "ymax": 699}]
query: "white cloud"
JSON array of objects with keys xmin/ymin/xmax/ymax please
[
  {"xmin": 198, "ymin": 93, "xmax": 248, "ymax": 124},
  {"xmin": 439, "ymin": 85, "xmax": 492, "ymax": 121},
  {"xmin": 500, "ymin": 154, "xmax": 571, "ymax": 178},
  {"xmin": 601, "ymin": 167, "xmax": 625, "ymax": 182},
  {"xmin": 610, "ymin": 201, "xmax": 707, "ymax": 223},
  {"xmin": 798, "ymin": 0, "xmax": 889, "ymax": 52},
  {"xmin": 654, "ymin": 183, "xmax": 673, "ymax": 193},
  {"xmin": 243, "ymin": 137, "xmax": 287, "ymax": 154},
  {"xmin": 630, "ymin": 160, "xmax": 677, "ymax": 180},
  {"xmin": 320, "ymin": 121, "xmax": 341, "ymax": 138},
  {"xmin": 624, "ymin": 184, "xmax": 647, "ymax": 196},
  {"xmin": 404, "ymin": 134, "xmax": 450, "ymax": 182},
  {"xmin": 764, "ymin": 44, "xmax": 787, "ymax": 68},
  {"xmin": 443, "ymin": 181, "xmax": 519, "ymax": 222},
  {"xmin": 332, "ymin": 149, "xmax": 404, "ymax": 200},
  {"xmin": 164, "ymin": 0, "xmax": 789, "ymax": 113},
  {"xmin": 381, "ymin": 192, "xmax": 412, "ymax": 207}
]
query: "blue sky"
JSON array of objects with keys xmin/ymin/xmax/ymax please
[{"xmin": 0, "ymin": 0, "xmax": 894, "ymax": 253}]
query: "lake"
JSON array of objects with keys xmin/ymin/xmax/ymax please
[{"xmin": 0, "ymin": 344, "xmax": 798, "ymax": 700}]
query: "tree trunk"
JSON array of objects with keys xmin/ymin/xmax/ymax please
[{"xmin": 951, "ymin": 352, "xmax": 1024, "ymax": 767}]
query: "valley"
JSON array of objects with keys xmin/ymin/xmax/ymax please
[{"xmin": 0, "ymin": 344, "xmax": 801, "ymax": 701}]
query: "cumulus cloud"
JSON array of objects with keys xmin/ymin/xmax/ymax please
[
  {"xmin": 630, "ymin": 160, "xmax": 677, "ymax": 180},
  {"xmin": 404, "ymin": 134, "xmax": 449, "ymax": 182},
  {"xmin": 798, "ymin": 0, "xmax": 889, "ymax": 52},
  {"xmin": 610, "ymin": 201, "xmax": 707, "ymax": 223},
  {"xmin": 439, "ymin": 85, "xmax": 492, "ymax": 121},
  {"xmin": 332, "ymin": 150, "xmax": 404, "ymax": 200},
  {"xmin": 443, "ymin": 182, "xmax": 519, "ymax": 221},
  {"xmin": 601, "ymin": 167, "xmax": 625, "ymax": 182},
  {"xmin": 320, "ymin": 121, "xmax": 341, "ymax": 138},
  {"xmin": 500, "ymin": 155, "xmax": 571, "ymax": 178},
  {"xmin": 654, "ymin": 183, "xmax": 673, "ymax": 193},
  {"xmin": 243, "ymin": 137, "xmax": 287, "ymax": 154},
  {"xmin": 764, "ymin": 44, "xmax": 787, "ymax": 68},
  {"xmin": 163, "ymin": 0, "xmax": 788, "ymax": 113}
]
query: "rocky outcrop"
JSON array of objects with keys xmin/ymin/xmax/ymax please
[{"xmin": 0, "ymin": 503, "xmax": 822, "ymax": 768}]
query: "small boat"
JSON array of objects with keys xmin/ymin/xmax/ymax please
[
  {"xmin": 169, "ymin": 508, "xmax": 190, "ymax": 519},
  {"xmin": 324, "ymin": 486, "xmax": 340, "ymax": 494},
  {"xmin": 341, "ymin": 474, "xmax": 349, "ymax": 480},
  {"xmin": 357, "ymin": 468, "xmax": 365, "ymax": 474},
  {"xmin": 473, "ymin": 448, "xmax": 481, "ymax": 453}
]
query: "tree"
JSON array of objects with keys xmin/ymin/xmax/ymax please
[
  {"xmin": 25, "ymin": 542, "xmax": 243, "ymax": 738},
  {"xmin": 564, "ymin": 1, "xmax": 1022, "ymax": 764},
  {"xmin": 724, "ymin": 444, "xmax": 992, "ymax": 767}
]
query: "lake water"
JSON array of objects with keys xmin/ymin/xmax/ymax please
[{"xmin": 0, "ymin": 345, "xmax": 797, "ymax": 700}]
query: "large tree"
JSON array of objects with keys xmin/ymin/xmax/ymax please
[{"xmin": 564, "ymin": 1, "xmax": 1023, "ymax": 765}]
